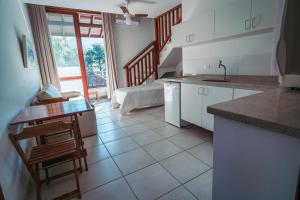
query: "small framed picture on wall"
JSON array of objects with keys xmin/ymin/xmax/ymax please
[{"xmin": 22, "ymin": 34, "xmax": 37, "ymax": 69}]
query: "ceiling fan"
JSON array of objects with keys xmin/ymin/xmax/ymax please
[{"xmin": 115, "ymin": 0, "xmax": 155, "ymax": 26}]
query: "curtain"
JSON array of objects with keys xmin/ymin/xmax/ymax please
[
  {"xmin": 273, "ymin": 0, "xmax": 300, "ymax": 87},
  {"xmin": 102, "ymin": 13, "xmax": 119, "ymax": 99},
  {"xmin": 28, "ymin": 4, "xmax": 61, "ymax": 90}
]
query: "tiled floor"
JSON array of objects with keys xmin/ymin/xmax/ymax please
[{"xmin": 30, "ymin": 101, "xmax": 213, "ymax": 200}]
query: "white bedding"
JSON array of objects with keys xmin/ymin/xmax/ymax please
[{"xmin": 112, "ymin": 80, "xmax": 164, "ymax": 114}]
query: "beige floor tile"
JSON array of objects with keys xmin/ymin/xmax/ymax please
[
  {"xmin": 131, "ymin": 114, "xmax": 155, "ymax": 122},
  {"xmin": 97, "ymin": 122, "xmax": 120, "ymax": 134},
  {"xmin": 82, "ymin": 178, "xmax": 137, "ymax": 200},
  {"xmin": 184, "ymin": 170, "xmax": 213, "ymax": 200},
  {"xmin": 96, "ymin": 117, "xmax": 113, "ymax": 125},
  {"xmin": 143, "ymin": 119, "xmax": 167, "ymax": 129},
  {"xmin": 114, "ymin": 118, "xmax": 139, "ymax": 128},
  {"xmin": 83, "ymin": 135, "xmax": 102, "ymax": 148},
  {"xmin": 99, "ymin": 129, "xmax": 129, "ymax": 143},
  {"xmin": 160, "ymin": 152, "xmax": 210, "ymax": 184},
  {"xmin": 86, "ymin": 144, "xmax": 110, "ymax": 165},
  {"xmin": 105, "ymin": 137, "xmax": 139, "ymax": 156},
  {"xmin": 125, "ymin": 164, "xmax": 180, "ymax": 200},
  {"xmin": 96, "ymin": 113, "xmax": 107, "ymax": 119},
  {"xmin": 122, "ymin": 124, "xmax": 150, "ymax": 135},
  {"xmin": 187, "ymin": 142, "xmax": 213, "ymax": 167},
  {"xmin": 168, "ymin": 132, "xmax": 206, "ymax": 150},
  {"xmin": 153, "ymin": 125, "xmax": 183, "ymax": 138},
  {"xmin": 113, "ymin": 148, "xmax": 156, "ymax": 175},
  {"xmin": 143, "ymin": 140, "xmax": 183, "ymax": 161},
  {"xmin": 157, "ymin": 186, "xmax": 197, "ymax": 200},
  {"xmin": 131, "ymin": 131, "xmax": 163, "ymax": 146},
  {"xmin": 79, "ymin": 158, "xmax": 122, "ymax": 192}
]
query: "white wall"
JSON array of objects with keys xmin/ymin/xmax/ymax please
[
  {"xmin": 181, "ymin": 0, "xmax": 276, "ymax": 76},
  {"xmin": 0, "ymin": 0, "xmax": 41, "ymax": 199},
  {"xmin": 113, "ymin": 18, "xmax": 155, "ymax": 87},
  {"xmin": 183, "ymin": 32, "xmax": 275, "ymax": 76}
]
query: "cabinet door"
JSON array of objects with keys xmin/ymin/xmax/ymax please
[
  {"xmin": 233, "ymin": 89, "xmax": 262, "ymax": 99},
  {"xmin": 172, "ymin": 23, "xmax": 189, "ymax": 48},
  {"xmin": 215, "ymin": 0, "xmax": 252, "ymax": 38},
  {"xmin": 192, "ymin": 10, "xmax": 215, "ymax": 44},
  {"xmin": 181, "ymin": 83, "xmax": 203, "ymax": 127},
  {"xmin": 251, "ymin": 0, "xmax": 274, "ymax": 31},
  {"xmin": 202, "ymin": 86, "xmax": 233, "ymax": 132}
]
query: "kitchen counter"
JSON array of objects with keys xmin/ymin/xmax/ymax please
[
  {"xmin": 163, "ymin": 75, "xmax": 278, "ymax": 90},
  {"xmin": 208, "ymin": 87, "xmax": 300, "ymax": 138}
]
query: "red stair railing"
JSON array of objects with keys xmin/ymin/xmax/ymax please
[
  {"xmin": 155, "ymin": 4, "xmax": 182, "ymax": 52},
  {"xmin": 124, "ymin": 5, "xmax": 182, "ymax": 87},
  {"xmin": 123, "ymin": 41, "xmax": 158, "ymax": 87}
]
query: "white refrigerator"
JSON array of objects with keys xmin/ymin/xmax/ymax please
[{"xmin": 164, "ymin": 82, "xmax": 182, "ymax": 127}]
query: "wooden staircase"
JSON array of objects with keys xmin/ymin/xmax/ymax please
[{"xmin": 124, "ymin": 4, "xmax": 182, "ymax": 87}]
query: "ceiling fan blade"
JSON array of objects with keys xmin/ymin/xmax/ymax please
[
  {"xmin": 130, "ymin": 0, "xmax": 156, "ymax": 4},
  {"xmin": 120, "ymin": 6, "xmax": 129, "ymax": 14},
  {"xmin": 134, "ymin": 14, "xmax": 148, "ymax": 17}
]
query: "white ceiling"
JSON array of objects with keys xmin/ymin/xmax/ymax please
[{"xmin": 23, "ymin": 0, "xmax": 181, "ymax": 18}]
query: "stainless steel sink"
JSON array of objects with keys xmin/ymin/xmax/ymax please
[{"xmin": 202, "ymin": 79, "xmax": 230, "ymax": 82}]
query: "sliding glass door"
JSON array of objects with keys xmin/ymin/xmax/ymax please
[{"xmin": 46, "ymin": 8, "xmax": 107, "ymax": 101}]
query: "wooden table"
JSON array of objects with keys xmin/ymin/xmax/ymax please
[
  {"xmin": 10, "ymin": 99, "xmax": 94, "ymax": 171},
  {"xmin": 10, "ymin": 99, "xmax": 94, "ymax": 125}
]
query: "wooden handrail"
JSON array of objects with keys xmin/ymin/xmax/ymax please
[
  {"xmin": 123, "ymin": 41, "xmax": 156, "ymax": 69},
  {"xmin": 155, "ymin": 4, "xmax": 182, "ymax": 52},
  {"xmin": 123, "ymin": 41, "xmax": 158, "ymax": 87}
]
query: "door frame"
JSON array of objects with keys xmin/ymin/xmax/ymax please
[{"xmin": 46, "ymin": 6, "xmax": 103, "ymax": 100}]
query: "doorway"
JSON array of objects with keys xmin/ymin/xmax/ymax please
[{"xmin": 46, "ymin": 8, "xmax": 107, "ymax": 101}]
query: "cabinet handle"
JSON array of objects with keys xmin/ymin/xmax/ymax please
[
  {"xmin": 251, "ymin": 16, "xmax": 260, "ymax": 29},
  {"xmin": 197, "ymin": 87, "xmax": 204, "ymax": 95},
  {"xmin": 203, "ymin": 88, "xmax": 209, "ymax": 96},
  {"xmin": 245, "ymin": 18, "xmax": 251, "ymax": 31}
]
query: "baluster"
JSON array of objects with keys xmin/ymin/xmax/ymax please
[
  {"xmin": 146, "ymin": 54, "xmax": 149, "ymax": 77},
  {"xmin": 137, "ymin": 62, "xmax": 140, "ymax": 85},
  {"xmin": 141, "ymin": 57, "xmax": 145, "ymax": 81}
]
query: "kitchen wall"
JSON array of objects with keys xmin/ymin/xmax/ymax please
[
  {"xmin": 183, "ymin": 32, "xmax": 275, "ymax": 76},
  {"xmin": 0, "ymin": 0, "xmax": 41, "ymax": 199},
  {"xmin": 181, "ymin": 0, "xmax": 277, "ymax": 76},
  {"xmin": 113, "ymin": 18, "xmax": 155, "ymax": 88}
]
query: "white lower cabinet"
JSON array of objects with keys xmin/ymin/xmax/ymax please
[
  {"xmin": 181, "ymin": 83, "xmax": 233, "ymax": 132},
  {"xmin": 202, "ymin": 86, "xmax": 233, "ymax": 131},
  {"xmin": 181, "ymin": 83, "xmax": 203, "ymax": 127},
  {"xmin": 233, "ymin": 88, "xmax": 262, "ymax": 99}
]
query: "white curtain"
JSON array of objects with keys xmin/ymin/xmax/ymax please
[
  {"xmin": 272, "ymin": 0, "xmax": 300, "ymax": 87},
  {"xmin": 28, "ymin": 4, "xmax": 61, "ymax": 90},
  {"xmin": 103, "ymin": 13, "xmax": 119, "ymax": 99}
]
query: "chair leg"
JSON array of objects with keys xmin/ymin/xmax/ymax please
[
  {"xmin": 45, "ymin": 168, "xmax": 50, "ymax": 185},
  {"xmin": 35, "ymin": 164, "xmax": 42, "ymax": 200},
  {"xmin": 73, "ymin": 159, "xmax": 81, "ymax": 199},
  {"xmin": 83, "ymin": 155, "xmax": 88, "ymax": 171},
  {"xmin": 78, "ymin": 157, "xmax": 83, "ymax": 173}
]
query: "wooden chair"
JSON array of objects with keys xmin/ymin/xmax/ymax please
[
  {"xmin": 31, "ymin": 98, "xmax": 88, "ymax": 172},
  {"xmin": 9, "ymin": 121, "xmax": 81, "ymax": 200}
]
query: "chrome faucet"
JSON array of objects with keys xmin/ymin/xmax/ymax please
[{"xmin": 218, "ymin": 60, "xmax": 227, "ymax": 80}]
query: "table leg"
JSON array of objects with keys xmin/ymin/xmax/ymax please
[{"xmin": 74, "ymin": 114, "xmax": 88, "ymax": 171}]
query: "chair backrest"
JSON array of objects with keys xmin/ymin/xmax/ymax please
[{"xmin": 9, "ymin": 120, "xmax": 77, "ymax": 179}]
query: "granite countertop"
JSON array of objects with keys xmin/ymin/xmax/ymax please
[
  {"xmin": 163, "ymin": 75, "xmax": 279, "ymax": 90},
  {"xmin": 207, "ymin": 88, "xmax": 300, "ymax": 138}
]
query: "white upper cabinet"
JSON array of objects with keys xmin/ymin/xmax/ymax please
[
  {"xmin": 172, "ymin": 10, "xmax": 214, "ymax": 48},
  {"xmin": 215, "ymin": 0, "xmax": 252, "ymax": 38},
  {"xmin": 251, "ymin": 0, "xmax": 274, "ymax": 31}
]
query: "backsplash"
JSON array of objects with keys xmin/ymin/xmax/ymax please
[{"xmin": 183, "ymin": 32, "xmax": 276, "ymax": 76}]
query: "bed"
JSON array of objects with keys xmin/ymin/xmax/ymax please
[{"xmin": 112, "ymin": 80, "xmax": 164, "ymax": 114}]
